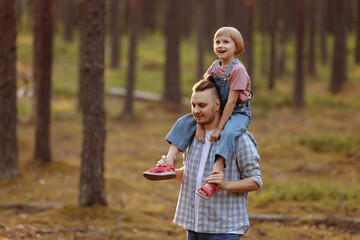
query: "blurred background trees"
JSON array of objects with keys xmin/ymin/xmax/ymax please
[
  {"xmin": 33, "ymin": 0, "xmax": 54, "ymax": 164},
  {"xmin": 0, "ymin": 0, "xmax": 18, "ymax": 180},
  {"xmin": 1, "ymin": 0, "xmax": 359, "ymax": 206}
]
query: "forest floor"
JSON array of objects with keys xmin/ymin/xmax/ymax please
[{"xmin": 1, "ymin": 81, "xmax": 360, "ymax": 240}]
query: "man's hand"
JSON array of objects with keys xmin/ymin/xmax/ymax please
[
  {"xmin": 210, "ymin": 129, "xmax": 221, "ymax": 142},
  {"xmin": 195, "ymin": 125, "xmax": 206, "ymax": 143},
  {"xmin": 207, "ymin": 171, "xmax": 261, "ymax": 193},
  {"xmin": 206, "ymin": 170, "xmax": 228, "ymax": 190}
]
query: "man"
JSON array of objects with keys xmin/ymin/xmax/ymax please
[{"xmin": 157, "ymin": 79, "xmax": 262, "ymax": 239}]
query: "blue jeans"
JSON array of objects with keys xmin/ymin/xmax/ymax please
[
  {"xmin": 165, "ymin": 111, "xmax": 250, "ymax": 166},
  {"xmin": 187, "ymin": 230, "xmax": 241, "ymax": 240}
]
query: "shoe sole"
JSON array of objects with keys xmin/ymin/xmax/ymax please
[{"xmin": 143, "ymin": 171, "xmax": 177, "ymax": 181}]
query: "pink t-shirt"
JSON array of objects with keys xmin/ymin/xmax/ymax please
[{"xmin": 204, "ymin": 60, "xmax": 252, "ymax": 102}]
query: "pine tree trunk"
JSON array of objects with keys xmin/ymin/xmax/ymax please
[
  {"xmin": 63, "ymin": 0, "xmax": 73, "ymax": 42},
  {"xmin": 307, "ymin": 0, "xmax": 316, "ymax": 74},
  {"xmin": 123, "ymin": 0, "xmax": 139, "ymax": 116},
  {"xmin": 79, "ymin": 0, "xmax": 107, "ymax": 207},
  {"xmin": 197, "ymin": 0, "xmax": 205, "ymax": 80},
  {"xmin": 355, "ymin": 0, "xmax": 360, "ymax": 64},
  {"xmin": 294, "ymin": 0, "xmax": 305, "ymax": 108},
  {"xmin": 141, "ymin": 0, "xmax": 157, "ymax": 33},
  {"xmin": 244, "ymin": 0, "xmax": 254, "ymax": 80},
  {"xmin": 78, "ymin": 0, "xmax": 86, "ymax": 111},
  {"xmin": 216, "ymin": 0, "xmax": 226, "ymax": 30},
  {"xmin": 163, "ymin": 0, "xmax": 181, "ymax": 105},
  {"xmin": 330, "ymin": 0, "xmax": 347, "ymax": 93},
  {"xmin": 181, "ymin": 0, "xmax": 193, "ymax": 38},
  {"xmin": 33, "ymin": 0, "xmax": 54, "ymax": 164},
  {"xmin": 268, "ymin": 0, "xmax": 276, "ymax": 90},
  {"xmin": 0, "ymin": 0, "xmax": 18, "ymax": 180},
  {"xmin": 110, "ymin": 0, "xmax": 121, "ymax": 69},
  {"xmin": 260, "ymin": 0, "xmax": 269, "ymax": 75},
  {"xmin": 204, "ymin": 0, "xmax": 216, "ymax": 52},
  {"xmin": 320, "ymin": 0, "xmax": 329, "ymax": 64}
]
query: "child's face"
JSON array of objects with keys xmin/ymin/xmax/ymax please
[{"xmin": 214, "ymin": 35, "xmax": 237, "ymax": 64}]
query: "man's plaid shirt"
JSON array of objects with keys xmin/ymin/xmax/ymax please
[{"xmin": 173, "ymin": 132, "xmax": 262, "ymax": 233}]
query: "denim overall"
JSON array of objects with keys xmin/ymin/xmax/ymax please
[{"xmin": 165, "ymin": 59, "xmax": 252, "ymax": 166}]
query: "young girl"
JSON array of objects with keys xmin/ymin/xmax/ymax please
[{"xmin": 143, "ymin": 26, "xmax": 253, "ymax": 200}]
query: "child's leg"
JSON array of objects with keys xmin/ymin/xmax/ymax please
[
  {"xmin": 143, "ymin": 114, "xmax": 196, "ymax": 181},
  {"xmin": 213, "ymin": 156, "xmax": 225, "ymax": 172},
  {"xmin": 215, "ymin": 114, "xmax": 250, "ymax": 167},
  {"xmin": 165, "ymin": 113, "xmax": 197, "ymax": 153}
]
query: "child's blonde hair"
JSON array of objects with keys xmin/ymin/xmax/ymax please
[{"xmin": 214, "ymin": 27, "xmax": 244, "ymax": 55}]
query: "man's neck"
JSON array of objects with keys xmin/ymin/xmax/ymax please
[{"xmin": 203, "ymin": 114, "xmax": 221, "ymax": 130}]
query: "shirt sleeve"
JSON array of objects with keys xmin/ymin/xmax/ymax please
[
  {"xmin": 236, "ymin": 132, "xmax": 263, "ymax": 188},
  {"xmin": 228, "ymin": 65, "xmax": 250, "ymax": 91}
]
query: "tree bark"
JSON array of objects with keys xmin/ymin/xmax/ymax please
[
  {"xmin": 355, "ymin": 0, "xmax": 360, "ymax": 64},
  {"xmin": 79, "ymin": 0, "xmax": 107, "ymax": 207},
  {"xmin": 123, "ymin": 0, "xmax": 140, "ymax": 116},
  {"xmin": 63, "ymin": 0, "xmax": 74, "ymax": 42},
  {"xmin": 320, "ymin": 0, "xmax": 329, "ymax": 64},
  {"xmin": 276, "ymin": 0, "xmax": 288, "ymax": 77},
  {"xmin": 33, "ymin": 0, "xmax": 54, "ymax": 164},
  {"xmin": 181, "ymin": 0, "xmax": 193, "ymax": 38},
  {"xmin": 268, "ymin": 0, "xmax": 276, "ymax": 90},
  {"xmin": 294, "ymin": 0, "xmax": 305, "ymax": 108},
  {"xmin": 330, "ymin": 0, "xmax": 347, "ymax": 93},
  {"xmin": 307, "ymin": 0, "xmax": 316, "ymax": 75},
  {"xmin": 0, "ymin": 0, "xmax": 18, "ymax": 179},
  {"xmin": 204, "ymin": 0, "xmax": 216, "ymax": 52},
  {"xmin": 141, "ymin": 0, "xmax": 157, "ymax": 33},
  {"xmin": 197, "ymin": 0, "xmax": 206, "ymax": 80},
  {"xmin": 163, "ymin": 0, "xmax": 181, "ymax": 106},
  {"xmin": 260, "ymin": 0, "xmax": 269, "ymax": 75},
  {"xmin": 244, "ymin": 0, "xmax": 254, "ymax": 80},
  {"xmin": 216, "ymin": 0, "xmax": 226, "ymax": 30},
  {"xmin": 78, "ymin": 0, "xmax": 86, "ymax": 111}
]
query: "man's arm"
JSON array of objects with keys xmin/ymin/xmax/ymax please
[
  {"xmin": 206, "ymin": 170, "xmax": 260, "ymax": 192},
  {"xmin": 174, "ymin": 166, "xmax": 184, "ymax": 182},
  {"xmin": 207, "ymin": 132, "xmax": 262, "ymax": 192}
]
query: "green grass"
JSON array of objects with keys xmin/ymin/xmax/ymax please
[
  {"xmin": 252, "ymin": 179, "xmax": 360, "ymax": 213},
  {"xmin": 295, "ymin": 134, "xmax": 360, "ymax": 155}
]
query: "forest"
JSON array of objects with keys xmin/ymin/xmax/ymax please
[{"xmin": 0, "ymin": 0, "xmax": 359, "ymax": 239}]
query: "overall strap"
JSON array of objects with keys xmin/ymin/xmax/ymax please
[
  {"xmin": 210, "ymin": 60, "xmax": 220, "ymax": 74},
  {"xmin": 224, "ymin": 59, "xmax": 241, "ymax": 77}
]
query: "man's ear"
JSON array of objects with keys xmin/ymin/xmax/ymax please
[{"xmin": 215, "ymin": 98, "xmax": 221, "ymax": 112}]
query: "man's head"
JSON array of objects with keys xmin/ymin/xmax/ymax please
[{"xmin": 191, "ymin": 77, "xmax": 221, "ymax": 129}]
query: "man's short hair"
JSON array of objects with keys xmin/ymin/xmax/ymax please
[{"xmin": 192, "ymin": 75, "xmax": 220, "ymax": 100}]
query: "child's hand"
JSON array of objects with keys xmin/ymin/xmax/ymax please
[
  {"xmin": 156, "ymin": 155, "xmax": 176, "ymax": 167},
  {"xmin": 196, "ymin": 125, "xmax": 206, "ymax": 144},
  {"xmin": 210, "ymin": 129, "xmax": 221, "ymax": 142},
  {"xmin": 156, "ymin": 155, "xmax": 167, "ymax": 167}
]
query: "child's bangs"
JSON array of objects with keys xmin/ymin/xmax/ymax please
[{"xmin": 214, "ymin": 28, "xmax": 233, "ymax": 40}]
